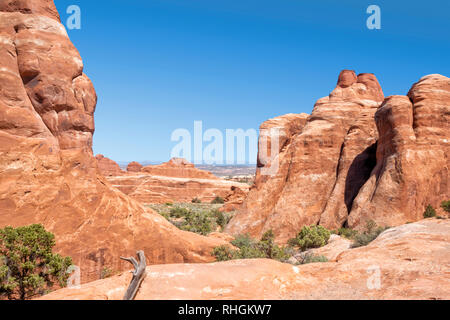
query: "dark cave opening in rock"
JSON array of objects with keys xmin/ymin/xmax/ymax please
[{"xmin": 344, "ymin": 142, "xmax": 378, "ymax": 214}]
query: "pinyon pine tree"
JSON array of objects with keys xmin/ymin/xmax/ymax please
[{"xmin": 0, "ymin": 224, "xmax": 73, "ymax": 300}]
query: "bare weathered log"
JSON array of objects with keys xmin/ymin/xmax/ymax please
[{"xmin": 120, "ymin": 250, "xmax": 147, "ymax": 300}]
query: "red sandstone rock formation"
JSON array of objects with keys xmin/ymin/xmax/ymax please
[
  {"xmin": 348, "ymin": 74, "xmax": 450, "ymax": 228},
  {"xmin": 127, "ymin": 161, "xmax": 143, "ymax": 173},
  {"xmin": 142, "ymin": 158, "xmax": 218, "ymax": 179},
  {"xmin": 0, "ymin": 1, "xmax": 227, "ymax": 283},
  {"xmin": 40, "ymin": 219, "xmax": 450, "ymax": 300},
  {"xmin": 107, "ymin": 171, "xmax": 249, "ymax": 205},
  {"xmin": 220, "ymin": 186, "xmax": 250, "ymax": 212},
  {"xmin": 100, "ymin": 157, "xmax": 250, "ymax": 204},
  {"xmin": 227, "ymin": 72, "xmax": 449, "ymax": 242},
  {"xmin": 227, "ymin": 71, "xmax": 384, "ymax": 242},
  {"xmin": 95, "ymin": 154, "xmax": 123, "ymax": 176}
]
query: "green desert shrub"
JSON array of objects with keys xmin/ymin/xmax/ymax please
[
  {"xmin": 337, "ymin": 227, "xmax": 358, "ymax": 239},
  {"xmin": 211, "ymin": 196, "xmax": 225, "ymax": 204},
  {"xmin": 0, "ymin": 224, "xmax": 73, "ymax": 300},
  {"xmin": 288, "ymin": 225, "xmax": 331, "ymax": 251},
  {"xmin": 152, "ymin": 204, "xmax": 233, "ymax": 236},
  {"xmin": 212, "ymin": 246, "xmax": 234, "ymax": 261},
  {"xmin": 231, "ymin": 233, "xmax": 254, "ymax": 248},
  {"xmin": 191, "ymin": 198, "xmax": 201, "ymax": 204},
  {"xmin": 169, "ymin": 207, "xmax": 190, "ymax": 218},
  {"xmin": 213, "ymin": 210, "xmax": 232, "ymax": 230},
  {"xmin": 100, "ymin": 266, "xmax": 114, "ymax": 279},
  {"xmin": 300, "ymin": 253, "xmax": 329, "ymax": 265},
  {"xmin": 440, "ymin": 200, "xmax": 450, "ymax": 213},
  {"xmin": 180, "ymin": 211, "xmax": 212, "ymax": 235},
  {"xmin": 352, "ymin": 220, "xmax": 389, "ymax": 248},
  {"xmin": 213, "ymin": 230, "xmax": 290, "ymax": 262},
  {"xmin": 423, "ymin": 205, "xmax": 437, "ymax": 218}
]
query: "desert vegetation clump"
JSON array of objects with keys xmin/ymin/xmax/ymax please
[
  {"xmin": 298, "ymin": 252, "xmax": 329, "ymax": 265},
  {"xmin": 191, "ymin": 198, "xmax": 202, "ymax": 204},
  {"xmin": 212, "ymin": 231, "xmax": 291, "ymax": 262},
  {"xmin": 440, "ymin": 200, "xmax": 450, "ymax": 213},
  {"xmin": 211, "ymin": 196, "xmax": 225, "ymax": 204},
  {"xmin": 0, "ymin": 224, "xmax": 73, "ymax": 300},
  {"xmin": 336, "ymin": 227, "xmax": 359, "ymax": 239},
  {"xmin": 288, "ymin": 225, "xmax": 331, "ymax": 251},
  {"xmin": 351, "ymin": 220, "xmax": 390, "ymax": 248},
  {"xmin": 149, "ymin": 203, "xmax": 233, "ymax": 235},
  {"xmin": 423, "ymin": 205, "xmax": 437, "ymax": 218},
  {"xmin": 100, "ymin": 266, "xmax": 114, "ymax": 279}
]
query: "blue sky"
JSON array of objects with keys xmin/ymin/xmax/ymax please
[{"xmin": 54, "ymin": 0, "xmax": 450, "ymax": 163}]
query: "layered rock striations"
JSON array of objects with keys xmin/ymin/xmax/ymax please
[
  {"xmin": 102, "ymin": 158, "xmax": 250, "ymax": 204},
  {"xmin": 0, "ymin": 1, "xmax": 227, "ymax": 283}
]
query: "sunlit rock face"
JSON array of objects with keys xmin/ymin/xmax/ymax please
[
  {"xmin": 227, "ymin": 71, "xmax": 449, "ymax": 243},
  {"xmin": 348, "ymin": 74, "xmax": 450, "ymax": 228},
  {"xmin": 0, "ymin": 0, "xmax": 228, "ymax": 283},
  {"xmin": 227, "ymin": 71, "xmax": 384, "ymax": 242}
]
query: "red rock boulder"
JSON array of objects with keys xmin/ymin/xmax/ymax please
[
  {"xmin": 95, "ymin": 154, "xmax": 123, "ymax": 176},
  {"xmin": 127, "ymin": 161, "xmax": 143, "ymax": 173}
]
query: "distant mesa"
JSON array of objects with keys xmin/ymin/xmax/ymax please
[
  {"xmin": 141, "ymin": 157, "xmax": 218, "ymax": 179},
  {"xmin": 127, "ymin": 161, "xmax": 143, "ymax": 173}
]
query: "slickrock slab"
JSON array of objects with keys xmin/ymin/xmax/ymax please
[{"xmin": 40, "ymin": 220, "xmax": 450, "ymax": 300}]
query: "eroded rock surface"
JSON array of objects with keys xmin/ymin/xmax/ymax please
[
  {"xmin": 227, "ymin": 71, "xmax": 384, "ymax": 242},
  {"xmin": 41, "ymin": 219, "xmax": 450, "ymax": 300},
  {"xmin": 348, "ymin": 74, "xmax": 450, "ymax": 228},
  {"xmin": 103, "ymin": 158, "xmax": 250, "ymax": 204},
  {"xmin": 227, "ymin": 71, "xmax": 449, "ymax": 242},
  {"xmin": 127, "ymin": 161, "xmax": 143, "ymax": 173},
  {"xmin": 95, "ymin": 154, "xmax": 123, "ymax": 176}
]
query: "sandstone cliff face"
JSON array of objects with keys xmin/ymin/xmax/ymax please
[
  {"xmin": 227, "ymin": 72, "xmax": 449, "ymax": 241},
  {"xmin": 348, "ymin": 74, "xmax": 450, "ymax": 228},
  {"xmin": 227, "ymin": 71, "xmax": 384, "ymax": 242},
  {"xmin": 40, "ymin": 219, "xmax": 450, "ymax": 300},
  {"xmin": 0, "ymin": 1, "xmax": 227, "ymax": 283}
]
